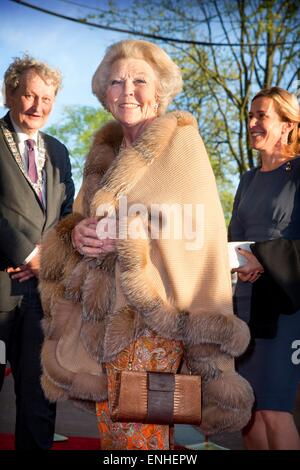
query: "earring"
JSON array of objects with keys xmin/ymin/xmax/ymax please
[{"xmin": 153, "ymin": 103, "xmax": 158, "ymax": 110}]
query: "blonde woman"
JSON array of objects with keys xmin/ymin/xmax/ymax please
[
  {"xmin": 40, "ymin": 40, "xmax": 253, "ymax": 450},
  {"xmin": 229, "ymin": 87, "xmax": 300, "ymax": 450}
]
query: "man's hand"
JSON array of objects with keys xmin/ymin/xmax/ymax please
[
  {"xmin": 71, "ymin": 217, "xmax": 116, "ymax": 258},
  {"xmin": 7, "ymin": 265, "xmax": 35, "ymax": 282},
  {"xmin": 7, "ymin": 246, "xmax": 40, "ymax": 282}
]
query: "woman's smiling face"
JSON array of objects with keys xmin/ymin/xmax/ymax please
[
  {"xmin": 248, "ymin": 97, "xmax": 286, "ymax": 154},
  {"xmin": 106, "ymin": 58, "xmax": 158, "ymax": 129}
]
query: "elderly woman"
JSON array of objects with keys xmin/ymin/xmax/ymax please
[
  {"xmin": 229, "ymin": 87, "xmax": 300, "ymax": 450},
  {"xmin": 40, "ymin": 40, "xmax": 253, "ymax": 450}
]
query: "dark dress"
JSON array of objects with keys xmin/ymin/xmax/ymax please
[{"xmin": 229, "ymin": 158, "xmax": 300, "ymax": 412}]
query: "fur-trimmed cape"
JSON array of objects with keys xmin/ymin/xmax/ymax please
[{"xmin": 39, "ymin": 111, "xmax": 254, "ymax": 433}]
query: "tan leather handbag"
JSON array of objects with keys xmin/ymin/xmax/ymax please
[
  {"xmin": 108, "ymin": 332, "xmax": 201, "ymax": 425},
  {"xmin": 109, "ymin": 369, "xmax": 201, "ymax": 425}
]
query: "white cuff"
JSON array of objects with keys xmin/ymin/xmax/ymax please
[{"xmin": 24, "ymin": 246, "xmax": 39, "ymax": 264}]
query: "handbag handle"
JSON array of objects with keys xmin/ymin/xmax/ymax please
[
  {"xmin": 128, "ymin": 341, "xmax": 135, "ymax": 371},
  {"xmin": 178, "ymin": 354, "xmax": 192, "ymax": 375}
]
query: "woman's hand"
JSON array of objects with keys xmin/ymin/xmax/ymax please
[
  {"xmin": 232, "ymin": 248, "xmax": 264, "ymax": 283},
  {"xmin": 71, "ymin": 217, "xmax": 116, "ymax": 257}
]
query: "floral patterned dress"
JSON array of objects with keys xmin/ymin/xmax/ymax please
[{"xmin": 96, "ymin": 329, "xmax": 183, "ymax": 450}]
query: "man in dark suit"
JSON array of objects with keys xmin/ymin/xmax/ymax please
[{"xmin": 0, "ymin": 55, "xmax": 74, "ymax": 450}]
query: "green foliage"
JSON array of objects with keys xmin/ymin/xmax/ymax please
[
  {"xmin": 82, "ymin": 0, "xmax": 299, "ymax": 218},
  {"xmin": 85, "ymin": 0, "xmax": 299, "ymax": 177},
  {"xmin": 220, "ymin": 188, "xmax": 235, "ymax": 228},
  {"xmin": 46, "ymin": 105, "xmax": 111, "ymax": 183},
  {"xmin": 47, "ymin": 0, "xmax": 299, "ymax": 220}
]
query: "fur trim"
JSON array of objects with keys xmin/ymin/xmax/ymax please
[
  {"xmin": 39, "ymin": 280, "xmax": 65, "ymax": 318},
  {"xmin": 82, "ymin": 265, "xmax": 115, "ymax": 323},
  {"xmin": 55, "ymin": 212, "xmax": 85, "ymax": 243},
  {"xmin": 81, "ymin": 121, "xmax": 122, "ymax": 215},
  {"xmin": 64, "ymin": 259, "xmax": 90, "ymax": 302},
  {"xmin": 81, "ymin": 174, "xmax": 104, "ymax": 217},
  {"xmin": 69, "ymin": 371, "xmax": 107, "ymax": 402},
  {"xmin": 41, "ymin": 372, "xmax": 69, "ymax": 402},
  {"xmin": 200, "ymin": 371, "xmax": 254, "ymax": 435},
  {"xmin": 84, "ymin": 121, "xmax": 122, "ymax": 178},
  {"xmin": 185, "ymin": 312, "xmax": 250, "ymax": 357},
  {"xmin": 40, "ymin": 229, "xmax": 67, "ymax": 281},
  {"xmin": 41, "ymin": 356, "xmax": 107, "ymax": 404},
  {"xmin": 63, "ymin": 250, "xmax": 83, "ymax": 280},
  {"xmin": 41, "ymin": 317, "xmax": 51, "ymax": 337},
  {"xmin": 41, "ymin": 337, "xmax": 107, "ymax": 403},
  {"xmin": 103, "ymin": 306, "xmax": 137, "ymax": 361},
  {"xmin": 185, "ymin": 344, "xmax": 226, "ymax": 381},
  {"xmin": 40, "ymin": 213, "xmax": 84, "ymax": 286},
  {"xmin": 80, "ymin": 320, "xmax": 106, "ymax": 362}
]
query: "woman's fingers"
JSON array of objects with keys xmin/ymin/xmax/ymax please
[
  {"xmin": 237, "ymin": 247, "xmax": 253, "ymax": 258},
  {"xmin": 72, "ymin": 218, "xmax": 103, "ymax": 252},
  {"xmin": 249, "ymin": 272, "xmax": 262, "ymax": 283},
  {"xmin": 72, "ymin": 216, "xmax": 116, "ymax": 256},
  {"xmin": 238, "ymin": 270, "xmax": 261, "ymax": 282},
  {"xmin": 79, "ymin": 247, "xmax": 104, "ymax": 257}
]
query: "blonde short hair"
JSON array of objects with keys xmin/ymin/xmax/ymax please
[
  {"xmin": 4, "ymin": 54, "xmax": 62, "ymax": 105},
  {"xmin": 252, "ymin": 86, "xmax": 300, "ymax": 157},
  {"xmin": 92, "ymin": 40, "xmax": 183, "ymax": 116}
]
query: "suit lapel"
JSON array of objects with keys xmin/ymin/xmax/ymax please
[
  {"xmin": 1, "ymin": 113, "xmax": 46, "ymax": 212},
  {"xmin": 44, "ymin": 139, "xmax": 54, "ymax": 214},
  {"xmin": 0, "ymin": 114, "xmax": 27, "ymax": 175}
]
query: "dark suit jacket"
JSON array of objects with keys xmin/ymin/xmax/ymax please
[{"xmin": 0, "ymin": 112, "xmax": 74, "ymax": 310}]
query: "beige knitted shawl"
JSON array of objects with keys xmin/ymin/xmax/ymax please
[{"xmin": 40, "ymin": 111, "xmax": 253, "ymax": 434}]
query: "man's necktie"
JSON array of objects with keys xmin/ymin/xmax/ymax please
[
  {"xmin": 25, "ymin": 139, "xmax": 38, "ymax": 183},
  {"xmin": 25, "ymin": 139, "xmax": 43, "ymax": 203}
]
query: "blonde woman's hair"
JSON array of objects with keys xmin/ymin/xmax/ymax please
[
  {"xmin": 92, "ymin": 40, "xmax": 183, "ymax": 116},
  {"xmin": 252, "ymin": 86, "xmax": 300, "ymax": 157},
  {"xmin": 4, "ymin": 54, "xmax": 62, "ymax": 106}
]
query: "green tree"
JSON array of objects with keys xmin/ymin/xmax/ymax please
[
  {"xmin": 46, "ymin": 105, "xmax": 111, "ymax": 183},
  {"xmin": 82, "ymin": 0, "xmax": 299, "ymax": 219},
  {"xmin": 88, "ymin": 0, "xmax": 299, "ymax": 173}
]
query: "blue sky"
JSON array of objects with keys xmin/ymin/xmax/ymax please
[{"xmin": 0, "ymin": 0, "xmax": 128, "ymax": 126}]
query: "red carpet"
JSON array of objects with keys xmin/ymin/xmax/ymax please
[
  {"xmin": 0, "ymin": 433, "xmax": 100, "ymax": 450},
  {"xmin": 0, "ymin": 433, "xmax": 186, "ymax": 451}
]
